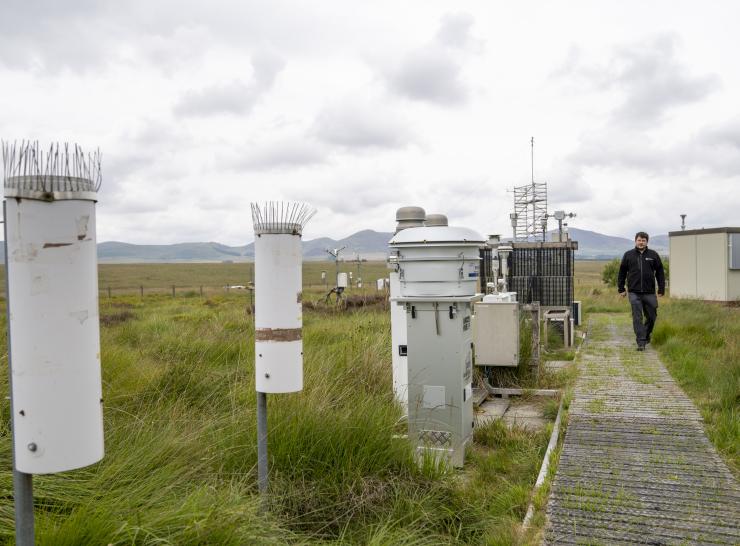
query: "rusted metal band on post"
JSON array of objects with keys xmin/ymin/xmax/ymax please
[{"xmin": 255, "ymin": 328, "xmax": 302, "ymax": 342}]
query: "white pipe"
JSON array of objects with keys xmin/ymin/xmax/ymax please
[
  {"xmin": 254, "ymin": 233, "xmax": 303, "ymax": 393},
  {"xmin": 6, "ymin": 197, "xmax": 104, "ymax": 474}
]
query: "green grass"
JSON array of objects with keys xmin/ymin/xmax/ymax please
[
  {"xmin": 0, "ymin": 291, "xmax": 555, "ymax": 545},
  {"xmin": 650, "ymin": 300, "xmax": 739, "ymax": 475}
]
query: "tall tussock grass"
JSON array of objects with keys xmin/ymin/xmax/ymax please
[
  {"xmin": 651, "ymin": 299, "xmax": 739, "ymax": 474},
  {"xmin": 0, "ymin": 294, "xmax": 551, "ymax": 544}
]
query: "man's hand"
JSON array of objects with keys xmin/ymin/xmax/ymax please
[
  {"xmin": 658, "ymin": 293, "xmax": 664, "ymax": 298},
  {"xmin": 619, "ymin": 291, "xmax": 626, "ymax": 298}
]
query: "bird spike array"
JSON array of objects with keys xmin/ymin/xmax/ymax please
[
  {"xmin": 2, "ymin": 140, "xmax": 102, "ymax": 194},
  {"xmin": 251, "ymin": 201, "xmax": 316, "ymax": 235}
]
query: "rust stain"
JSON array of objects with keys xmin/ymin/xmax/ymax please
[
  {"xmin": 43, "ymin": 242, "xmax": 73, "ymax": 248},
  {"xmin": 255, "ymin": 328, "xmax": 302, "ymax": 342},
  {"xmin": 297, "ymin": 291, "xmax": 303, "ymax": 303}
]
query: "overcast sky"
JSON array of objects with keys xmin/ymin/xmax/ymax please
[{"xmin": 2, "ymin": 0, "xmax": 738, "ymax": 245}]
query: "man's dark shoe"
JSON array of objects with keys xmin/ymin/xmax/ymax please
[{"xmin": 637, "ymin": 345, "xmax": 645, "ymax": 351}]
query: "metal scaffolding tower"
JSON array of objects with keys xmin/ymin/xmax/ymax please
[
  {"xmin": 512, "ymin": 182, "xmax": 548, "ymax": 241},
  {"xmin": 511, "ymin": 137, "xmax": 548, "ymax": 241}
]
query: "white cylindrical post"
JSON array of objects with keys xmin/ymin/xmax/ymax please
[
  {"xmin": 254, "ymin": 232, "xmax": 304, "ymax": 393},
  {"xmin": 3, "ymin": 144, "xmax": 104, "ymax": 475},
  {"xmin": 250, "ymin": 201, "xmax": 315, "ymax": 498},
  {"xmin": 2, "ymin": 141, "xmax": 104, "ymax": 546}
]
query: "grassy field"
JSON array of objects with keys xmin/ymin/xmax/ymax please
[
  {"xmin": 0, "ymin": 260, "xmax": 736, "ymax": 544},
  {"xmin": 0, "ymin": 263, "xmax": 566, "ymax": 545},
  {"xmin": 92, "ymin": 262, "xmax": 391, "ymax": 295}
]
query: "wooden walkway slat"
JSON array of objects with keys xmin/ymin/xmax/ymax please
[{"xmin": 545, "ymin": 315, "xmax": 740, "ymax": 545}]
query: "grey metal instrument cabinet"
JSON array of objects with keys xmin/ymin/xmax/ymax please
[{"xmin": 399, "ymin": 295, "xmax": 480, "ymax": 467}]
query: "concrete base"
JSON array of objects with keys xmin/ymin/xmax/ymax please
[
  {"xmin": 545, "ymin": 360, "xmax": 573, "ymax": 371},
  {"xmin": 502, "ymin": 402, "xmax": 548, "ymax": 431},
  {"xmin": 475, "ymin": 399, "xmax": 510, "ymax": 425}
]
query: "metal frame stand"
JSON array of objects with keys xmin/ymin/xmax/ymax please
[{"xmin": 4, "ymin": 200, "xmax": 35, "ymax": 545}]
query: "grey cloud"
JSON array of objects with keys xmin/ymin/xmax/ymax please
[
  {"xmin": 0, "ymin": 0, "xmax": 112, "ymax": 72},
  {"xmin": 435, "ymin": 13, "xmax": 476, "ymax": 49},
  {"xmin": 294, "ymin": 178, "xmax": 408, "ymax": 215},
  {"xmin": 174, "ymin": 50, "xmax": 284, "ymax": 117},
  {"xmin": 103, "ymin": 120, "xmax": 193, "ymax": 196},
  {"xmin": 547, "ymin": 164, "xmax": 594, "ymax": 204},
  {"xmin": 553, "ymin": 34, "xmax": 719, "ymax": 127},
  {"xmin": 567, "ymin": 118, "xmax": 740, "ymax": 178},
  {"xmin": 388, "ymin": 48, "xmax": 468, "ymax": 105},
  {"xmin": 0, "ymin": 1, "xmax": 399, "ymax": 74},
  {"xmin": 610, "ymin": 35, "xmax": 718, "ymax": 126},
  {"xmin": 313, "ymin": 100, "xmax": 413, "ymax": 149},
  {"xmin": 232, "ymin": 138, "xmax": 326, "ymax": 171},
  {"xmin": 251, "ymin": 49, "xmax": 286, "ymax": 90},
  {"xmin": 174, "ymin": 80, "xmax": 260, "ymax": 117},
  {"xmin": 383, "ymin": 12, "xmax": 477, "ymax": 106},
  {"xmin": 703, "ymin": 117, "xmax": 740, "ymax": 150}
]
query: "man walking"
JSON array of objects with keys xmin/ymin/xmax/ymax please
[{"xmin": 618, "ymin": 232, "xmax": 666, "ymax": 350}]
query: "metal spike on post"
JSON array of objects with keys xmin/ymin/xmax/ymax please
[
  {"xmin": 2, "ymin": 141, "xmax": 104, "ymax": 546},
  {"xmin": 250, "ymin": 201, "xmax": 315, "ymax": 500}
]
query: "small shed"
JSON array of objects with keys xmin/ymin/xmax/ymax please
[{"xmin": 669, "ymin": 227, "xmax": 740, "ymax": 301}]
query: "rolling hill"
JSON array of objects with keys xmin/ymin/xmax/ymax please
[{"xmin": 1, "ymin": 228, "xmax": 670, "ymax": 263}]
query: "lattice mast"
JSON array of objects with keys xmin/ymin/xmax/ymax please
[{"xmin": 512, "ymin": 137, "xmax": 548, "ymax": 241}]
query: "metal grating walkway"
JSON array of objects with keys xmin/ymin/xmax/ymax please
[{"xmin": 545, "ymin": 315, "xmax": 740, "ymax": 545}]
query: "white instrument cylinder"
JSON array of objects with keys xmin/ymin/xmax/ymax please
[
  {"xmin": 5, "ymin": 196, "xmax": 104, "ymax": 474},
  {"xmin": 254, "ymin": 233, "xmax": 303, "ymax": 393}
]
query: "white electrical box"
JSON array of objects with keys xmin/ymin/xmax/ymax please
[{"xmin": 472, "ymin": 301, "xmax": 519, "ymax": 367}]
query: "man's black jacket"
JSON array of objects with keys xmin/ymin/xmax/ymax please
[{"xmin": 617, "ymin": 247, "xmax": 665, "ymax": 295}]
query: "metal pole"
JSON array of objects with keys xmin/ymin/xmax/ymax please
[
  {"xmin": 256, "ymin": 391, "xmax": 268, "ymax": 495},
  {"xmin": 4, "ymin": 200, "xmax": 35, "ymax": 545}
]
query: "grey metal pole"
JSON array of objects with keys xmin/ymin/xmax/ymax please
[
  {"xmin": 3, "ymin": 200, "xmax": 35, "ymax": 546},
  {"xmin": 256, "ymin": 391, "xmax": 268, "ymax": 495}
]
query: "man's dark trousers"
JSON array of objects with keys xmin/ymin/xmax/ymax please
[{"xmin": 628, "ymin": 292, "xmax": 657, "ymax": 346}]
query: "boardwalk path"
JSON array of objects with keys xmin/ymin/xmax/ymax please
[{"xmin": 545, "ymin": 314, "xmax": 740, "ymax": 545}]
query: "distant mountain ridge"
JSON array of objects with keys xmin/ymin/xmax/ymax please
[
  {"xmin": 1, "ymin": 228, "xmax": 670, "ymax": 263},
  {"xmin": 97, "ymin": 229, "xmax": 395, "ymax": 263}
]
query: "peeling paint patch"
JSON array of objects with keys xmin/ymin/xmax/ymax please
[
  {"xmin": 76, "ymin": 215, "xmax": 90, "ymax": 241},
  {"xmin": 43, "ymin": 242, "xmax": 73, "ymax": 248},
  {"xmin": 12, "ymin": 244, "xmax": 38, "ymax": 262},
  {"xmin": 70, "ymin": 310, "xmax": 89, "ymax": 325},
  {"xmin": 255, "ymin": 328, "xmax": 302, "ymax": 342}
]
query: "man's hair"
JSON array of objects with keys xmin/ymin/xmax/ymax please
[{"xmin": 635, "ymin": 231, "xmax": 649, "ymax": 241}]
